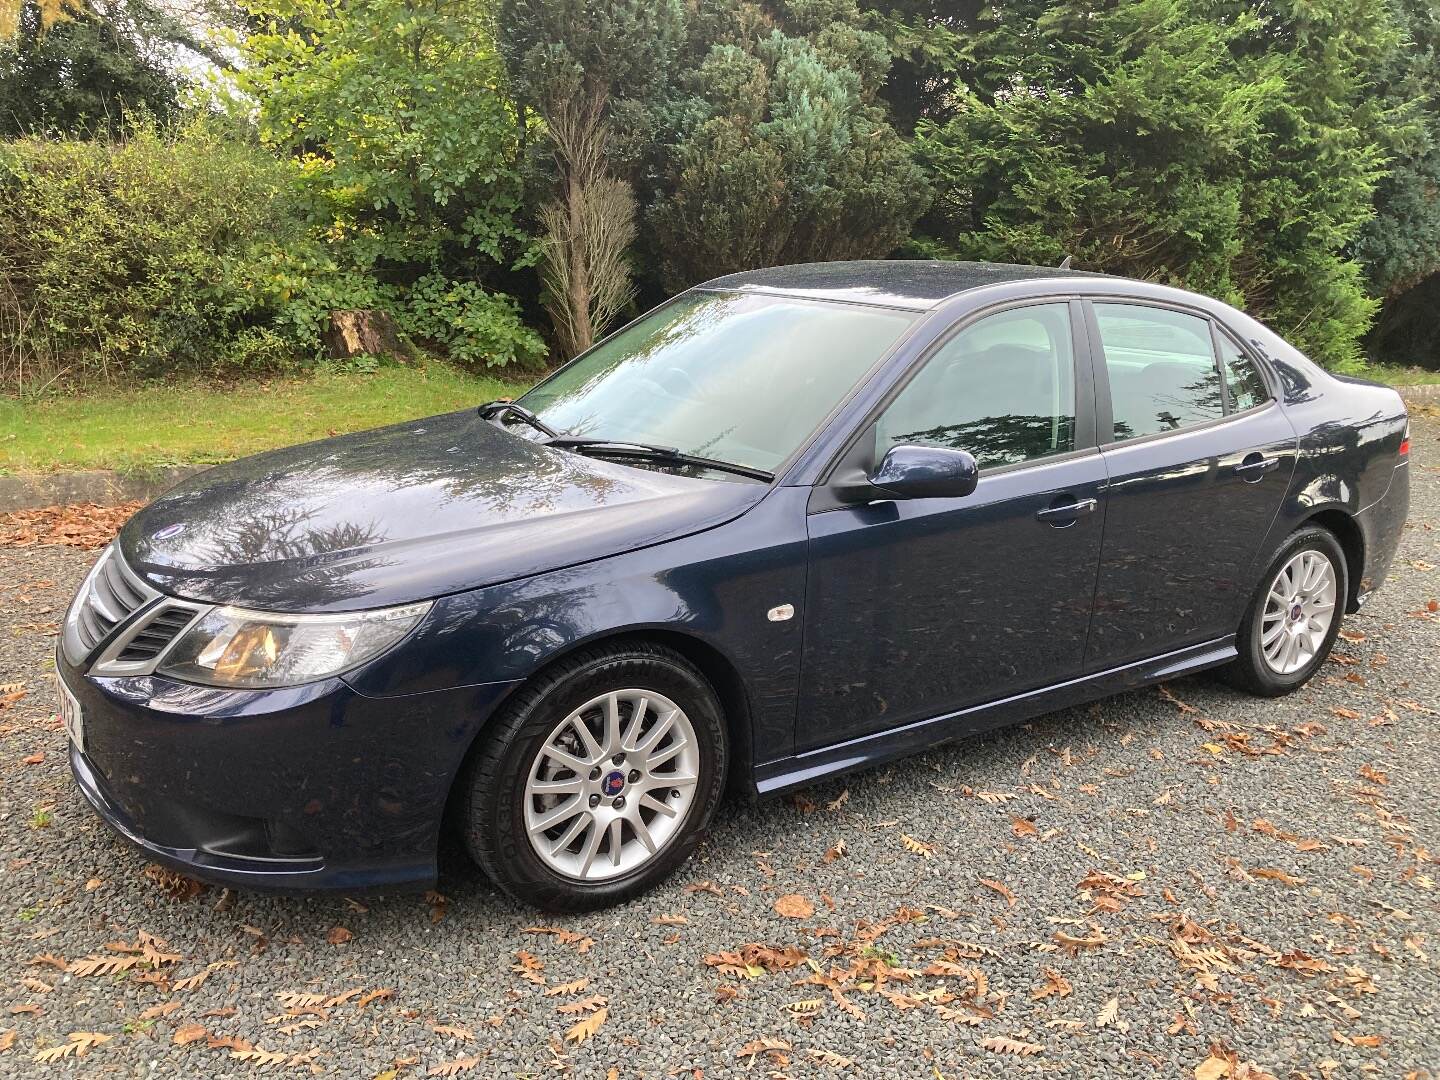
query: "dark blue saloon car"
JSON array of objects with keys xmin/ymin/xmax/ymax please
[{"xmin": 58, "ymin": 261, "xmax": 1410, "ymax": 909}]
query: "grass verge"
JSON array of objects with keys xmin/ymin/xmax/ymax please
[
  {"xmin": 1365, "ymin": 363, "xmax": 1440, "ymax": 386},
  {"xmin": 1, "ymin": 360, "xmax": 534, "ymax": 473}
]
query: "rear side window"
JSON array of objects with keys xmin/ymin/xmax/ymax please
[
  {"xmin": 1217, "ymin": 332, "xmax": 1271, "ymax": 412},
  {"xmin": 876, "ymin": 303, "xmax": 1076, "ymax": 470},
  {"xmin": 1094, "ymin": 304, "xmax": 1223, "ymax": 441}
]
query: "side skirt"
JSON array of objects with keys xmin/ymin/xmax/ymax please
[{"xmin": 751, "ymin": 637, "xmax": 1237, "ymax": 797}]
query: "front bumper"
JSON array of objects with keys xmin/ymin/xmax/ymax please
[{"xmin": 59, "ymin": 651, "xmax": 517, "ymax": 892}]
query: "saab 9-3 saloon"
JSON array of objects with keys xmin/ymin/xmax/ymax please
[{"xmin": 58, "ymin": 261, "xmax": 1410, "ymax": 909}]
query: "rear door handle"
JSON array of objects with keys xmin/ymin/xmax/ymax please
[
  {"xmin": 1035, "ymin": 497, "xmax": 1097, "ymax": 526},
  {"xmin": 1233, "ymin": 453, "xmax": 1280, "ymax": 482}
]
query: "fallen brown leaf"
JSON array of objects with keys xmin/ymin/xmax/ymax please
[
  {"xmin": 982, "ymin": 1035, "xmax": 1043, "ymax": 1057},
  {"xmin": 0, "ymin": 502, "xmax": 143, "ymax": 550},
  {"xmin": 774, "ymin": 894, "xmax": 815, "ymax": 919},
  {"xmin": 978, "ymin": 878, "xmax": 1015, "ymax": 907},
  {"xmin": 563, "ymin": 1006, "xmax": 607, "ymax": 1044}
]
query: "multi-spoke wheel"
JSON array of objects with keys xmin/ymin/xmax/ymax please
[
  {"xmin": 1222, "ymin": 526, "xmax": 1348, "ymax": 697},
  {"xmin": 524, "ymin": 690, "xmax": 699, "ymax": 881},
  {"xmin": 460, "ymin": 642, "xmax": 727, "ymax": 910},
  {"xmin": 1259, "ymin": 550, "xmax": 1337, "ymax": 675}
]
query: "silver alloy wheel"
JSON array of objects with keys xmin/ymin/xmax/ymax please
[
  {"xmin": 523, "ymin": 689, "xmax": 700, "ymax": 882},
  {"xmin": 1260, "ymin": 549, "xmax": 1338, "ymax": 675}
]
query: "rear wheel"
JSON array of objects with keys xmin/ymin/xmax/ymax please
[
  {"xmin": 1221, "ymin": 525, "xmax": 1347, "ymax": 696},
  {"xmin": 460, "ymin": 642, "xmax": 727, "ymax": 911}
]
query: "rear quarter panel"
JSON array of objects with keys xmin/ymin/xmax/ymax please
[{"xmin": 1222, "ymin": 311, "xmax": 1408, "ymax": 596}]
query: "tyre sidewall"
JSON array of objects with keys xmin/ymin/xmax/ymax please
[
  {"xmin": 468, "ymin": 647, "xmax": 728, "ymax": 911},
  {"xmin": 1237, "ymin": 527, "xmax": 1348, "ymax": 695}
]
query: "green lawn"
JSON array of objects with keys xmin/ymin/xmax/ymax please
[
  {"xmin": 3, "ymin": 356, "xmax": 1436, "ymax": 475},
  {"xmin": 1365, "ymin": 362, "xmax": 1440, "ymax": 386},
  {"xmin": 1, "ymin": 361, "xmax": 534, "ymax": 474}
]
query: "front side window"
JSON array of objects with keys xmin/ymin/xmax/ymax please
[
  {"xmin": 518, "ymin": 292, "xmax": 918, "ymax": 473},
  {"xmin": 1217, "ymin": 331, "xmax": 1272, "ymax": 412},
  {"xmin": 875, "ymin": 303, "xmax": 1077, "ymax": 470},
  {"xmin": 1095, "ymin": 304, "xmax": 1223, "ymax": 441}
]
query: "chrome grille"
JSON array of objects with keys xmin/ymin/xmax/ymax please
[
  {"xmin": 62, "ymin": 546, "xmax": 209, "ymax": 674},
  {"xmin": 64, "ymin": 546, "xmax": 156, "ymax": 661},
  {"xmin": 115, "ymin": 605, "xmax": 198, "ymax": 663}
]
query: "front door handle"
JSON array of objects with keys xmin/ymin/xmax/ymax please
[
  {"xmin": 1035, "ymin": 496, "xmax": 1098, "ymax": 526},
  {"xmin": 1233, "ymin": 453, "xmax": 1280, "ymax": 482}
]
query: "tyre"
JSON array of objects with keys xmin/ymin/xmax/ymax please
[
  {"xmin": 1220, "ymin": 525, "xmax": 1348, "ymax": 697},
  {"xmin": 460, "ymin": 641, "xmax": 728, "ymax": 911}
]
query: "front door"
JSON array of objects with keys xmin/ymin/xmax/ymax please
[
  {"xmin": 796, "ymin": 301, "xmax": 1105, "ymax": 753},
  {"xmin": 1083, "ymin": 301, "xmax": 1298, "ymax": 670}
]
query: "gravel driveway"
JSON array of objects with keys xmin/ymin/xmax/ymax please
[{"xmin": 2, "ymin": 418, "xmax": 1437, "ymax": 1079}]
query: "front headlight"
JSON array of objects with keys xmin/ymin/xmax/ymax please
[{"xmin": 158, "ymin": 601, "xmax": 432, "ymax": 689}]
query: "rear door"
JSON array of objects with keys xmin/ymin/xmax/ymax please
[
  {"xmin": 796, "ymin": 300, "xmax": 1105, "ymax": 752},
  {"xmin": 1084, "ymin": 301, "xmax": 1298, "ymax": 671}
]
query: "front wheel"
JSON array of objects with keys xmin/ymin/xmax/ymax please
[
  {"xmin": 460, "ymin": 642, "xmax": 728, "ymax": 911},
  {"xmin": 1221, "ymin": 525, "xmax": 1348, "ymax": 696}
]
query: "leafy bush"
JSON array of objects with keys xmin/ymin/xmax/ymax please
[
  {"xmin": 0, "ymin": 118, "xmax": 547, "ymax": 392},
  {"xmin": 0, "ymin": 118, "xmax": 309, "ymax": 387},
  {"xmin": 239, "ymin": 0, "xmax": 533, "ymax": 284},
  {"xmin": 239, "ymin": 244, "xmax": 402, "ymax": 357},
  {"xmin": 400, "ymin": 274, "xmax": 547, "ymax": 369}
]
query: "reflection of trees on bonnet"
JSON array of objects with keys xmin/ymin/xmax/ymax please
[
  {"xmin": 275, "ymin": 419, "xmax": 631, "ymax": 514},
  {"xmin": 135, "ymin": 482, "xmax": 390, "ymax": 606},
  {"xmin": 128, "ymin": 411, "xmax": 666, "ymax": 605},
  {"xmin": 886, "ymin": 414, "xmax": 1075, "ymax": 469},
  {"xmin": 217, "ymin": 508, "xmax": 380, "ymax": 564}
]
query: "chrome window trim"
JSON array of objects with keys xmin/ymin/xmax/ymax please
[{"xmin": 1096, "ymin": 398, "xmax": 1282, "ymax": 453}]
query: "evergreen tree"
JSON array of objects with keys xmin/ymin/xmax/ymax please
[
  {"xmin": 903, "ymin": 0, "xmax": 1393, "ymax": 369},
  {"xmin": 858, "ymin": 0, "xmax": 974, "ymax": 134},
  {"xmin": 1356, "ymin": 0, "xmax": 1440, "ymax": 366},
  {"xmin": 0, "ymin": 0, "xmax": 188, "ymax": 136},
  {"xmin": 499, "ymin": 0, "xmax": 684, "ymax": 355},
  {"xmin": 646, "ymin": 0, "xmax": 929, "ymax": 290}
]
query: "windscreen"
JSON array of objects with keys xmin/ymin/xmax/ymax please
[{"xmin": 518, "ymin": 291, "xmax": 919, "ymax": 472}]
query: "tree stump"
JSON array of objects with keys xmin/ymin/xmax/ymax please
[{"xmin": 324, "ymin": 310, "xmax": 414, "ymax": 360}]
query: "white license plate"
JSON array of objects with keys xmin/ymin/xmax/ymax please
[{"xmin": 58, "ymin": 677, "xmax": 84, "ymax": 754}]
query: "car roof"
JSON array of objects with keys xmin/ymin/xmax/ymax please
[{"xmin": 696, "ymin": 259, "xmax": 1110, "ymax": 311}]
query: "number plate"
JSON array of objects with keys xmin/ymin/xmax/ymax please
[{"xmin": 58, "ymin": 677, "xmax": 84, "ymax": 754}]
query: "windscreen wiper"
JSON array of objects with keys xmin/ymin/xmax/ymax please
[
  {"xmin": 546, "ymin": 436, "xmax": 774, "ymax": 482},
  {"xmin": 478, "ymin": 400, "xmax": 559, "ymax": 439}
]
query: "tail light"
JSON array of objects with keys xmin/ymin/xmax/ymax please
[{"xmin": 1399, "ymin": 418, "xmax": 1410, "ymax": 460}]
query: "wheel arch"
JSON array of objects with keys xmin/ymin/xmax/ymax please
[
  {"xmin": 583, "ymin": 627, "xmax": 756, "ymax": 793},
  {"xmin": 1301, "ymin": 507, "xmax": 1364, "ymax": 613},
  {"xmin": 447, "ymin": 626, "xmax": 757, "ymax": 814}
]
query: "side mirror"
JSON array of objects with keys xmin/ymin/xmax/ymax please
[{"xmin": 869, "ymin": 444, "xmax": 979, "ymax": 501}]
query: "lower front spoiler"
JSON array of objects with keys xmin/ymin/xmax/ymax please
[{"xmin": 70, "ymin": 744, "xmax": 430, "ymax": 893}]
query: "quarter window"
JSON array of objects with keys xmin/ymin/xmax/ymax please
[
  {"xmin": 876, "ymin": 303, "xmax": 1076, "ymax": 470},
  {"xmin": 1095, "ymin": 304, "xmax": 1223, "ymax": 441},
  {"xmin": 1217, "ymin": 332, "xmax": 1271, "ymax": 412}
]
